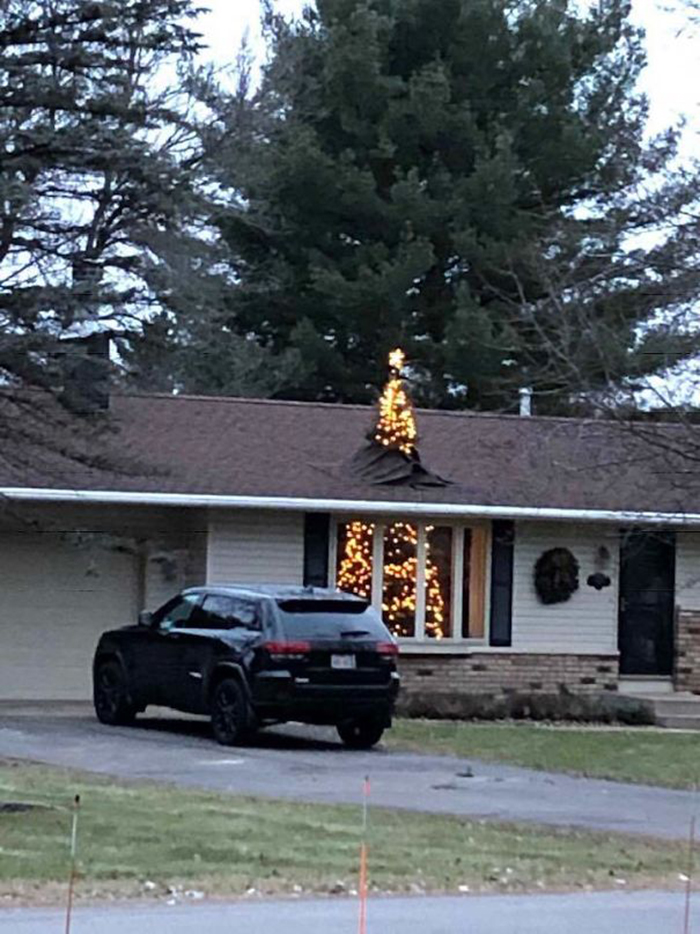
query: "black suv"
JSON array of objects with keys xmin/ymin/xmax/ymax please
[{"xmin": 92, "ymin": 585, "xmax": 400, "ymax": 748}]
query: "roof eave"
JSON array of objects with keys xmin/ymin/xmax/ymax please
[{"xmin": 1, "ymin": 486, "xmax": 699, "ymax": 527}]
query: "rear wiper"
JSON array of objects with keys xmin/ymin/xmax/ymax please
[{"xmin": 341, "ymin": 629, "xmax": 371, "ymax": 638}]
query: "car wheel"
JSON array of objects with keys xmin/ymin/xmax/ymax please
[
  {"xmin": 210, "ymin": 678, "xmax": 249, "ymax": 746},
  {"xmin": 337, "ymin": 718, "xmax": 385, "ymax": 750},
  {"xmin": 93, "ymin": 660, "xmax": 137, "ymax": 726}
]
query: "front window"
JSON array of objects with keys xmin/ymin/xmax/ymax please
[
  {"xmin": 383, "ymin": 522, "xmax": 418, "ymax": 637},
  {"xmin": 425, "ymin": 525, "xmax": 453, "ymax": 640},
  {"xmin": 334, "ymin": 520, "xmax": 487, "ymax": 642}
]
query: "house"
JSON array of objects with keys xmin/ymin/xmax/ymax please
[{"xmin": 1, "ymin": 362, "xmax": 700, "ymax": 710}]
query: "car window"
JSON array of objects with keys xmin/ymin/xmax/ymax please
[
  {"xmin": 152, "ymin": 593, "xmax": 200, "ymax": 631},
  {"xmin": 189, "ymin": 595, "xmax": 260, "ymax": 631},
  {"xmin": 276, "ymin": 600, "xmax": 386, "ymax": 638}
]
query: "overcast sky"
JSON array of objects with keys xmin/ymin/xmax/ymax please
[{"xmin": 195, "ymin": 0, "xmax": 699, "ymax": 146}]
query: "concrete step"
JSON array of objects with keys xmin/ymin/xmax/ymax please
[
  {"xmin": 619, "ymin": 678, "xmax": 674, "ymax": 695},
  {"xmin": 655, "ymin": 714, "xmax": 700, "ymax": 731},
  {"xmin": 621, "ymin": 691, "xmax": 700, "ymax": 729},
  {"xmin": 649, "ymin": 698, "xmax": 700, "ymax": 717}
]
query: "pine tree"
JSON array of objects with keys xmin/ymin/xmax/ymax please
[
  {"xmin": 0, "ymin": 0, "xmax": 202, "ymax": 422},
  {"xmin": 160, "ymin": 0, "xmax": 698, "ymax": 413}
]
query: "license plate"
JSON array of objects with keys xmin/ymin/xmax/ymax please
[{"xmin": 331, "ymin": 654, "xmax": 356, "ymax": 670}]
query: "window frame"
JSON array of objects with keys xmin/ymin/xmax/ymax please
[{"xmin": 330, "ymin": 517, "xmax": 491, "ymax": 646}]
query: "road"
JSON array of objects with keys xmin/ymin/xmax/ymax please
[
  {"xmin": 0, "ymin": 710, "xmax": 698, "ymax": 839},
  {"xmin": 0, "ymin": 891, "xmax": 696, "ymax": 933}
]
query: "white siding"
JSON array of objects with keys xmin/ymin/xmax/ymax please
[
  {"xmin": 511, "ymin": 522, "xmax": 619, "ymax": 653},
  {"xmin": 143, "ymin": 532, "xmax": 209, "ymax": 610},
  {"xmin": 675, "ymin": 532, "xmax": 700, "ymax": 610},
  {"xmin": 206, "ymin": 510, "xmax": 304, "ymax": 585}
]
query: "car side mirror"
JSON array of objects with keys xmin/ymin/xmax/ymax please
[{"xmin": 138, "ymin": 610, "xmax": 153, "ymax": 628}]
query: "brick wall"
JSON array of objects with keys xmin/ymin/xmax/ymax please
[
  {"xmin": 398, "ymin": 652, "xmax": 620, "ymax": 697},
  {"xmin": 675, "ymin": 610, "xmax": 700, "ymax": 693}
]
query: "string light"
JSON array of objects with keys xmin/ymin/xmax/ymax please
[
  {"xmin": 374, "ymin": 348, "xmax": 417, "ymax": 455},
  {"xmin": 336, "ymin": 521, "xmax": 375, "ymax": 599}
]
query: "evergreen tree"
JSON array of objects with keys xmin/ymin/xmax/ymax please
[
  {"xmin": 158, "ymin": 0, "xmax": 698, "ymax": 412},
  {"xmin": 0, "ymin": 0, "xmax": 202, "ymax": 415}
]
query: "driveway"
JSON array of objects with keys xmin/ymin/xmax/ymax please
[
  {"xmin": 1, "ymin": 709, "xmax": 698, "ymax": 839},
  {"xmin": 1, "ymin": 891, "xmax": 696, "ymax": 934}
]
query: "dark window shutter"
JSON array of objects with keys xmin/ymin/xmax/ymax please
[
  {"xmin": 303, "ymin": 513, "xmax": 331, "ymax": 587},
  {"xmin": 490, "ymin": 520, "xmax": 514, "ymax": 646}
]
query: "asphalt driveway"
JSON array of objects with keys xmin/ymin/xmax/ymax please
[{"xmin": 0, "ymin": 709, "xmax": 697, "ymax": 840}]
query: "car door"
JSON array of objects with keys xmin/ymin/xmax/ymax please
[
  {"xmin": 169, "ymin": 595, "xmax": 262, "ymax": 712},
  {"xmin": 133, "ymin": 593, "xmax": 201, "ymax": 706}
]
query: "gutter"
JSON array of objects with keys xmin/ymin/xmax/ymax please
[{"xmin": 1, "ymin": 486, "xmax": 699, "ymax": 527}]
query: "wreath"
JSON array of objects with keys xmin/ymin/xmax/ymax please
[{"xmin": 534, "ymin": 548, "xmax": 579, "ymax": 605}]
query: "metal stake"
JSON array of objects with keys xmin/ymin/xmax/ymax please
[
  {"xmin": 65, "ymin": 795, "xmax": 80, "ymax": 934},
  {"xmin": 684, "ymin": 809, "xmax": 696, "ymax": 934},
  {"xmin": 358, "ymin": 776, "xmax": 370, "ymax": 934}
]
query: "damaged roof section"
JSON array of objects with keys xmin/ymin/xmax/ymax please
[{"xmin": 345, "ymin": 440, "xmax": 451, "ymax": 488}]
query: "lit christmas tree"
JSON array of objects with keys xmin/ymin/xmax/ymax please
[
  {"xmin": 336, "ymin": 521, "xmax": 375, "ymax": 599},
  {"xmin": 374, "ymin": 348, "xmax": 417, "ymax": 455}
]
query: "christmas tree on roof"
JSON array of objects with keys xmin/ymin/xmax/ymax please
[
  {"xmin": 347, "ymin": 348, "xmax": 449, "ymax": 488},
  {"xmin": 373, "ymin": 348, "xmax": 417, "ymax": 455}
]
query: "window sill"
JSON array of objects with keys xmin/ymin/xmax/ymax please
[{"xmin": 397, "ymin": 641, "xmax": 487, "ymax": 654}]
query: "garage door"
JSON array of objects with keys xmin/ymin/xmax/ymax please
[{"xmin": 0, "ymin": 532, "xmax": 140, "ymax": 700}]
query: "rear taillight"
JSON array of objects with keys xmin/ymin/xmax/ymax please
[
  {"xmin": 264, "ymin": 640, "xmax": 311, "ymax": 657},
  {"xmin": 376, "ymin": 641, "xmax": 399, "ymax": 656}
]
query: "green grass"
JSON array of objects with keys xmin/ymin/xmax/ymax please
[
  {"xmin": 388, "ymin": 720, "xmax": 700, "ymax": 789},
  {"xmin": 0, "ymin": 759, "xmax": 696, "ymax": 905}
]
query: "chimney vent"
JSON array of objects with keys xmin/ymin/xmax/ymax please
[
  {"xmin": 519, "ymin": 387, "xmax": 533, "ymax": 417},
  {"xmin": 59, "ymin": 332, "xmax": 110, "ymax": 413}
]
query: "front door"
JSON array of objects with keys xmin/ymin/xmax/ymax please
[{"xmin": 619, "ymin": 531, "xmax": 675, "ymax": 676}]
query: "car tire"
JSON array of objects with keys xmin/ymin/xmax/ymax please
[
  {"xmin": 210, "ymin": 677, "xmax": 250, "ymax": 746},
  {"xmin": 93, "ymin": 660, "xmax": 137, "ymax": 726},
  {"xmin": 337, "ymin": 718, "xmax": 385, "ymax": 750}
]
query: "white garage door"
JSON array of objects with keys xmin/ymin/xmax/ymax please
[{"xmin": 0, "ymin": 533, "xmax": 140, "ymax": 700}]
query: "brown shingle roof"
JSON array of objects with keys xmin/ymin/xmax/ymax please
[{"xmin": 1, "ymin": 392, "xmax": 695, "ymax": 515}]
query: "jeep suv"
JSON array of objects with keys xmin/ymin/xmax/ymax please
[{"xmin": 92, "ymin": 585, "xmax": 400, "ymax": 748}]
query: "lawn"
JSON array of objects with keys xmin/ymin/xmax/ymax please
[
  {"xmin": 0, "ymin": 760, "xmax": 696, "ymax": 906},
  {"xmin": 388, "ymin": 720, "xmax": 700, "ymax": 789}
]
